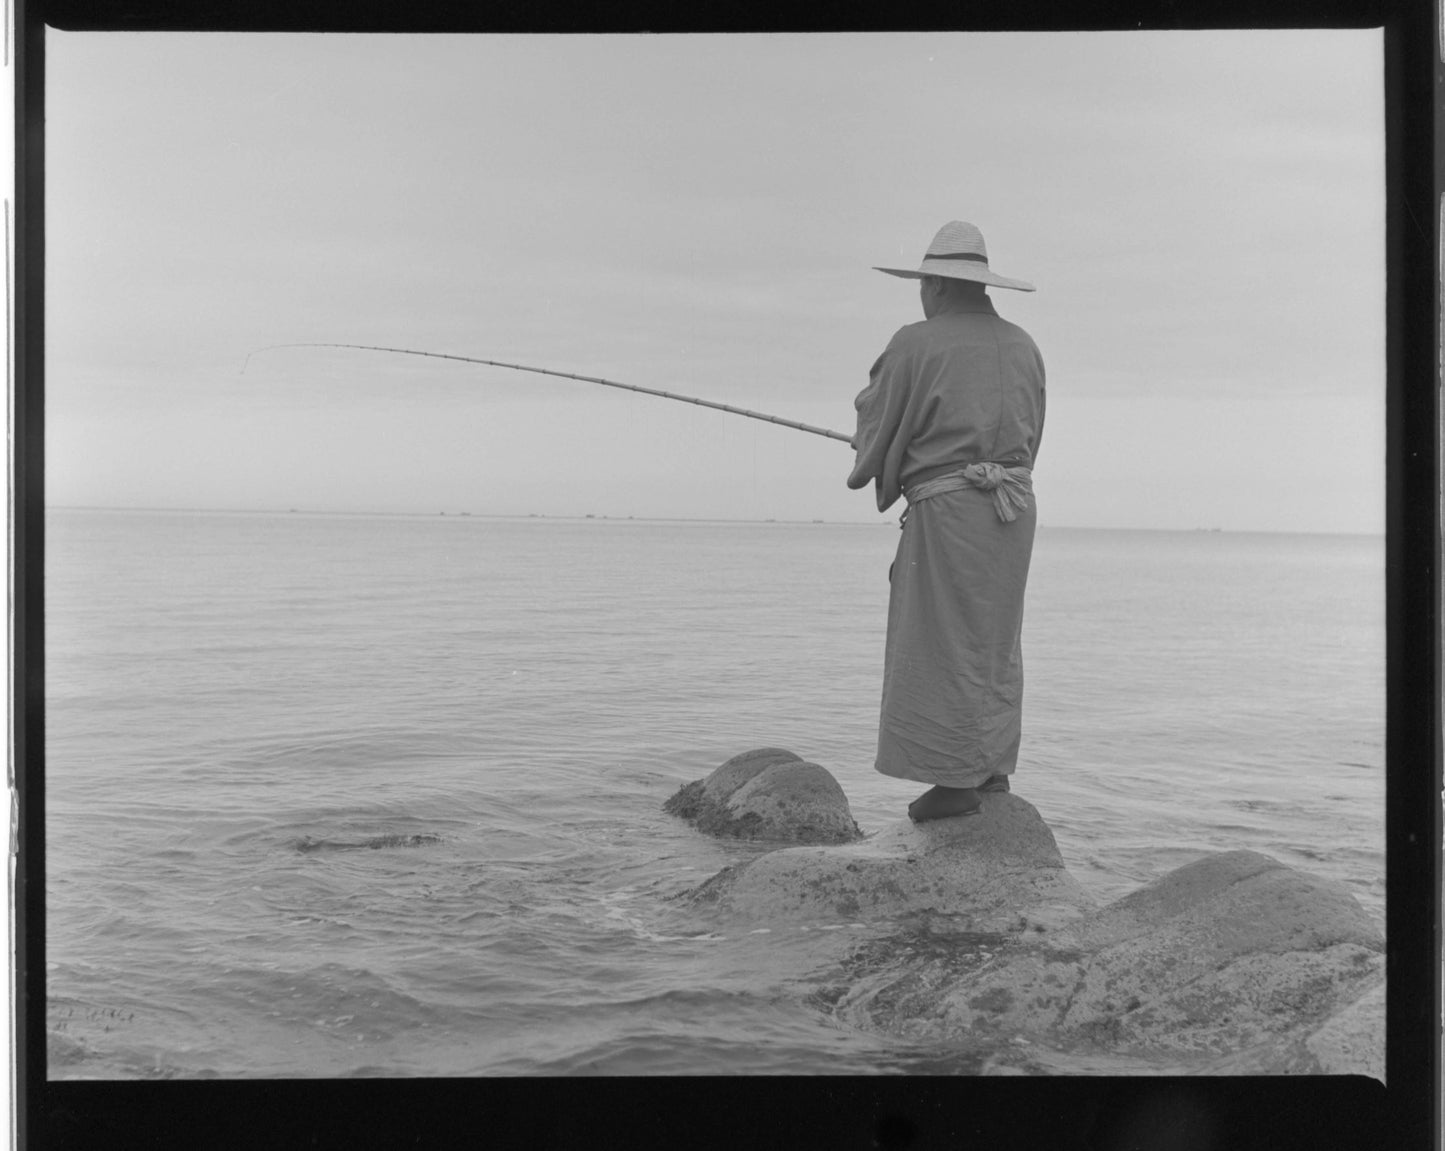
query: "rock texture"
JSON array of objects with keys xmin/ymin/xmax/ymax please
[
  {"xmin": 664, "ymin": 748, "xmax": 862, "ymax": 844},
  {"xmin": 1199, "ymin": 978, "xmax": 1385, "ymax": 1077},
  {"xmin": 667, "ymin": 748, "xmax": 1385, "ymax": 1077},
  {"xmin": 814, "ymin": 850, "xmax": 1384, "ymax": 1073},
  {"xmin": 686, "ymin": 790, "xmax": 1094, "ymax": 932}
]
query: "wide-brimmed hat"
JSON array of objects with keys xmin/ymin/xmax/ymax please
[{"xmin": 874, "ymin": 221, "xmax": 1035, "ymax": 292}]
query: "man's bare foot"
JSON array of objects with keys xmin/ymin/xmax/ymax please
[{"xmin": 907, "ymin": 785, "xmax": 982, "ymax": 822}]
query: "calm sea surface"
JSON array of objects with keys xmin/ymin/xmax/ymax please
[{"xmin": 44, "ymin": 509, "xmax": 1384, "ymax": 1078}]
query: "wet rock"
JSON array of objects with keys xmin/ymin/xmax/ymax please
[
  {"xmin": 1054, "ymin": 850, "xmax": 1382, "ymax": 957},
  {"xmin": 700, "ymin": 747, "xmax": 804, "ymax": 806},
  {"xmin": 1039, "ymin": 851, "xmax": 1384, "ymax": 1064},
  {"xmin": 1200, "ymin": 978, "xmax": 1385, "ymax": 1077},
  {"xmin": 686, "ymin": 792, "xmax": 1094, "ymax": 930},
  {"xmin": 664, "ymin": 748, "xmax": 861, "ymax": 844},
  {"xmin": 292, "ymin": 833, "xmax": 442, "ymax": 853},
  {"xmin": 667, "ymin": 753, "xmax": 1383, "ymax": 1076},
  {"xmin": 814, "ymin": 849, "xmax": 1384, "ymax": 1076},
  {"xmin": 663, "ymin": 747, "xmax": 796, "ymax": 823}
]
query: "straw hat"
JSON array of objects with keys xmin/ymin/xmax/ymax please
[{"xmin": 874, "ymin": 221, "xmax": 1035, "ymax": 292}]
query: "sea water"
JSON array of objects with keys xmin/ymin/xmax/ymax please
[{"xmin": 43, "ymin": 509, "xmax": 1384, "ymax": 1078}]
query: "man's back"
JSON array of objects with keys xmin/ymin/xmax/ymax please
[{"xmin": 848, "ymin": 295, "xmax": 1045, "ymax": 511}]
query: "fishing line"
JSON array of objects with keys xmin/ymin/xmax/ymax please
[{"xmin": 242, "ymin": 342, "xmax": 853, "ymax": 445}]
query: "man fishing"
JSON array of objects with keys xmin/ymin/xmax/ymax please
[{"xmin": 848, "ymin": 221, "xmax": 1045, "ymax": 823}]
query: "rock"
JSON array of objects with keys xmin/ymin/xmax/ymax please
[
  {"xmin": 1199, "ymin": 979, "xmax": 1386, "ymax": 1077},
  {"xmin": 685, "ymin": 792, "xmax": 1095, "ymax": 930},
  {"xmin": 812, "ymin": 848, "xmax": 1384, "ymax": 1074},
  {"xmin": 664, "ymin": 748, "xmax": 861, "ymax": 844},
  {"xmin": 700, "ymin": 747, "xmax": 803, "ymax": 806},
  {"xmin": 1054, "ymin": 850, "xmax": 1382, "ymax": 956},
  {"xmin": 725, "ymin": 761, "xmax": 862, "ymax": 844},
  {"xmin": 662, "ymin": 747, "xmax": 799, "ymax": 823},
  {"xmin": 665, "ymin": 751, "xmax": 1383, "ymax": 1076},
  {"xmin": 1034, "ymin": 851, "xmax": 1385, "ymax": 1064}
]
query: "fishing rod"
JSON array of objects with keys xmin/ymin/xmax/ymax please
[{"xmin": 242, "ymin": 343, "xmax": 854, "ymax": 444}]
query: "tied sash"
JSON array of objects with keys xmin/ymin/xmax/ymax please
[{"xmin": 901, "ymin": 463, "xmax": 1034, "ymax": 525}]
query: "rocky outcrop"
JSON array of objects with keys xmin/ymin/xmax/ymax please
[
  {"xmin": 667, "ymin": 748, "xmax": 1385, "ymax": 1078},
  {"xmin": 664, "ymin": 748, "xmax": 862, "ymax": 845},
  {"xmin": 1199, "ymin": 977, "xmax": 1385, "ymax": 1077},
  {"xmin": 685, "ymin": 790, "xmax": 1094, "ymax": 932},
  {"xmin": 809, "ymin": 849, "xmax": 1384, "ymax": 1074}
]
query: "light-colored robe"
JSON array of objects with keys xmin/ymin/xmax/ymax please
[{"xmin": 847, "ymin": 295, "xmax": 1046, "ymax": 788}]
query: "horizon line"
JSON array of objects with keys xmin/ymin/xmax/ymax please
[{"xmin": 45, "ymin": 504, "xmax": 1385, "ymax": 537}]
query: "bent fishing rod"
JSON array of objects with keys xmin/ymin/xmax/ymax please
[{"xmin": 242, "ymin": 343, "xmax": 853, "ymax": 445}]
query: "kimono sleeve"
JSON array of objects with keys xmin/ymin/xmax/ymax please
[
  {"xmin": 847, "ymin": 333, "xmax": 917, "ymax": 512},
  {"xmin": 1031, "ymin": 347, "xmax": 1047, "ymax": 463}
]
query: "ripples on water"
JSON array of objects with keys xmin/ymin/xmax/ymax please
[{"xmin": 45, "ymin": 510, "xmax": 1384, "ymax": 1077}]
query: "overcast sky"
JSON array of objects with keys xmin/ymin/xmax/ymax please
[{"xmin": 46, "ymin": 30, "xmax": 1383, "ymax": 531}]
